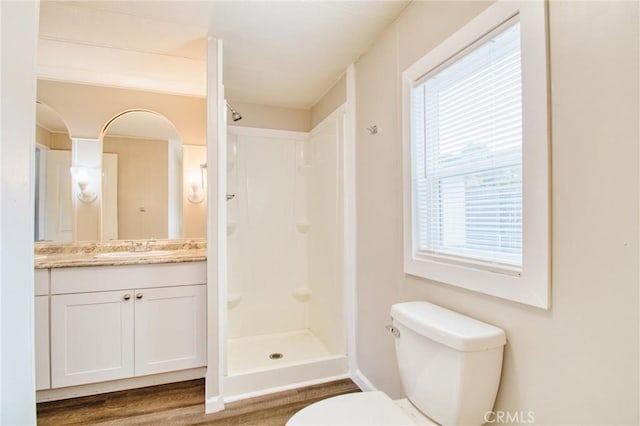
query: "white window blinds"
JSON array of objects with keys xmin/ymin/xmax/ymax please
[{"xmin": 411, "ymin": 18, "xmax": 522, "ymax": 270}]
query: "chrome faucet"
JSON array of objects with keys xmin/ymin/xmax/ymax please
[{"xmin": 126, "ymin": 240, "xmax": 155, "ymax": 252}]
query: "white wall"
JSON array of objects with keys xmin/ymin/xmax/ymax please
[
  {"xmin": 225, "ymin": 100, "xmax": 310, "ymax": 133},
  {"xmin": 0, "ymin": 1, "xmax": 39, "ymax": 423},
  {"xmin": 310, "ymin": 75, "xmax": 346, "ymax": 129},
  {"xmin": 205, "ymin": 37, "xmax": 223, "ymax": 412},
  {"xmin": 354, "ymin": 1, "xmax": 639, "ymax": 425}
]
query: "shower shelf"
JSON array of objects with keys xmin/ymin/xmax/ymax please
[
  {"xmin": 292, "ymin": 287, "xmax": 312, "ymax": 302},
  {"xmin": 227, "ymin": 222, "xmax": 237, "ymax": 235},
  {"xmin": 228, "ymin": 293, "xmax": 242, "ymax": 309},
  {"xmin": 295, "ymin": 222, "xmax": 311, "ymax": 233}
]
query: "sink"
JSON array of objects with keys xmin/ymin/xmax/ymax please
[{"xmin": 94, "ymin": 250, "xmax": 175, "ymax": 259}]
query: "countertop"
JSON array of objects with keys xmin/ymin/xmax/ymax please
[{"xmin": 34, "ymin": 240, "xmax": 207, "ymax": 269}]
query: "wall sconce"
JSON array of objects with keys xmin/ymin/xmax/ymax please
[
  {"xmin": 70, "ymin": 166, "xmax": 97, "ymax": 203},
  {"xmin": 187, "ymin": 170, "xmax": 205, "ymax": 204},
  {"xmin": 188, "ymin": 180, "xmax": 204, "ymax": 204}
]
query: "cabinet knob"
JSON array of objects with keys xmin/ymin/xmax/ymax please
[
  {"xmin": 123, "ymin": 294, "xmax": 131, "ymax": 301},
  {"xmin": 136, "ymin": 293, "xmax": 143, "ymax": 299}
]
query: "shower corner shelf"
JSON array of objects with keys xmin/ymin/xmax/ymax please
[
  {"xmin": 227, "ymin": 222, "xmax": 237, "ymax": 235},
  {"xmin": 295, "ymin": 222, "xmax": 311, "ymax": 233},
  {"xmin": 297, "ymin": 164, "xmax": 312, "ymax": 176},
  {"xmin": 228, "ymin": 293, "xmax": 242, "ymax": 309},
  {"xmin": 292, "ymin": 287, "xmax": 312, "ymax": 302}
]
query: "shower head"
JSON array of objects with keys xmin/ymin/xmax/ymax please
[{"xmin": 226, "ymin": 101, "xmax": 242, "ymax": 122}]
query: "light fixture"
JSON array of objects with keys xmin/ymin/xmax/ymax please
[
  {"xmin": 70, "ymin": 166, "xmax": 97, "ymax": 203},
  {"xmin": 187, "ymin": 169, "xmax": 205, "ymax": 204}
]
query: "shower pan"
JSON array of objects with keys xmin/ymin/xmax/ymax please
[{"xmin": 224, "ymin": 107, "xmax": 348, "ymax": 400}]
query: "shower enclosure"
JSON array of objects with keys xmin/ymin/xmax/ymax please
[{"xmin": 224, "ymin": 107, "xmax": 347, "ymax": 399}]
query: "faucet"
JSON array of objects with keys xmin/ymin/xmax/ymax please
[{"xmin": 126, "ymin": 240, "xmax": 155, "ymax": 252}]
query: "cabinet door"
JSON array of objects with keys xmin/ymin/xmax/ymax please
[
  {"xmin": 51, "ymin": 291, "xmax": 134, "ymax": 388},
  {"xmin": 35, "ymin": 296, "xmax": 50, "ymax": 390},
  {"xmin": 134, "ymin": 285, "xmax": 206, "ymax": 376}
]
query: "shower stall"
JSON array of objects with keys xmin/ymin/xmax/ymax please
[{"xmin": 224, "ymin": 107, "xmax": 348, "ymax": 399}]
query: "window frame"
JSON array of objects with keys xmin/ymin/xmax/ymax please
[{"xmin": 402, "ymin": 0, "xmax": 550, "ymax": 309}]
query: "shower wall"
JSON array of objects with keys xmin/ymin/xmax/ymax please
[
  {"xmin": 227, "ymin": 128, "xmax": 309, "ymax": 338},
  {"xmin": 227, "ymin": 112, "xmax": 344, "ymax": 354},
  {"xmin": 307, "ymin": 112, "xmax": 345, "ymax": 355}
]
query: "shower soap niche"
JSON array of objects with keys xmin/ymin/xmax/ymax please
[
  {"xmin": 295, "ymin": 222, "xmax": 311, "ymax": 234},
  {"xmin": 292, "ymin": 287, "xmax": 312, "ymax": 302},
  {"xmin": 228, "ymin": 293, "xmax": 242, "ymax": 309}
]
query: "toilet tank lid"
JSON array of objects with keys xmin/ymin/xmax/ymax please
[{"xmin": 391, "ymin": 301, "xmax": 506, "ymax": 352}]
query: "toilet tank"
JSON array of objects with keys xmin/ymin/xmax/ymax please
[{"xmin": 391, "ymin": 301, "xmax": 506, "ymax": 426}]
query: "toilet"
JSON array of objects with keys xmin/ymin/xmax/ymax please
[{"xmin": 287, "ymin": 301, "xmax": 506, "ymax": 426}]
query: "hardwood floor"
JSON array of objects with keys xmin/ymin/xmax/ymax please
[{"xmin": 37, "ymin": 378, "xmax": 361, "ymax": 425}]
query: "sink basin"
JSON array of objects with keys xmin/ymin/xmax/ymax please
[{"xmin": 94, "ymin": 250, "xmax": 175, "ymax": 259}]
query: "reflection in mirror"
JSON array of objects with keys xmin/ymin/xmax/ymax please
[
  {"xmin": 101, "ymin": 111, "xmax": 183, "ymax": 240},
  {"xmin": 35, "ymin": 102, "xmax": 72, "ymax": 241}
]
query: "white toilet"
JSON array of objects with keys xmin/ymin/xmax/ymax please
[{"xmin": 287, "ymin": 301, "xmax": 506, "ymax": 426}]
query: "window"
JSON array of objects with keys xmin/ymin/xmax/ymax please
[{"xmin": 402, "ymin": 1, "xmax": 550, "ymax": 308}]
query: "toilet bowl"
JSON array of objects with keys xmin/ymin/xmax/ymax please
[
  {"xmin": 287, "ymin": 301, "xmax": 506, "ymax": 426},
  {"xmin": 288, "ymin": 391, "xmax": 435, "ymax": 425}
]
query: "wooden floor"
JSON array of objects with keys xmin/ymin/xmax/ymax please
[{"xmin": 37, "ymin": 378, "xmax": 361, "ymax": 425}]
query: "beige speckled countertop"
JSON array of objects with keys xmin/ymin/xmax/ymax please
[{"xmin": 35, "ymin": 239, "xmax": 206, "ymax": 269}]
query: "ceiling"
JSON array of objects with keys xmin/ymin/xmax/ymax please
[
  {"xmin": 38, "ymin": 1, "xmax": 410, "ymax": 109},
  {"xmin": 36, "ymin": 102, "xmax": 68, "ymax": 133},
  {"xmin": 36, "ymin": 103, "xmax": 179, "ymax": 140},
  {"xmin": 104, "ymin": 111, "xmax": 180, "ymax": 140}
]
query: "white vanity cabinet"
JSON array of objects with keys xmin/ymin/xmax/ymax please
[
  {"xmin": 51, "ymin": 290, "xmax": 135, "ymax": 388},
  {"xmin": 35, "ymin": 269, "xmax": 51, "ymax": 390},
  {"xmin": 134, "ymin": 285, "xmax": 206, "ymax": 376},
  {"xmin": 49, "ymin": 262, "xmax": 206, "ymax": 389}
]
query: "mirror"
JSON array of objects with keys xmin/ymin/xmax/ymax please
[
  {"xmin": 35, "ymin": 102, "xmax": 72, "ymax": 241},
  {"xmin": 33, "ymin": 87, "xmax": 207, "ymax": 244},
  {"xmin": 101, "ymin": 111, "xmax": 183, "ymax": 240}
]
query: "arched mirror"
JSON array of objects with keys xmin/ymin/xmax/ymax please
[
  {"xmin": 101, "ymin": 110, "xmax": 183, "ymax": 240},
  {"xmin": 35, "ymin": 102, "xmax": 72, "ymax": 241}
]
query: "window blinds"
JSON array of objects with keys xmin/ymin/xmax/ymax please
[{"xmin": 411, "ymin": 19, "xmax": 522, "ymax": 269}]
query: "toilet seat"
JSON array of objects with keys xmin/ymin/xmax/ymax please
[{"xmin": 286, "ymin": 391, "xmax": 431, "ymax": 425}]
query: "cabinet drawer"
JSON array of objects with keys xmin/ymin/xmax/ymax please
[{"xmin": 51, "ymin": 261, "xmax": 206, "ymax": 294}]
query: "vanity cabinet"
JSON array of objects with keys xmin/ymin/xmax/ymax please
[
  {"xmin": 51, "ymin": 290, "xmax": 135, "ymax": 388},
  {"xmin": 49, "ymin": 262, "xmax": 206, "ymax": 389},
  {"xmin": 35, "ymin": 269, "xmax": 50, "ymax": 390},
  {"xmin": 134, "ymin": 285, "xmax": 206, "ymax": 376}
]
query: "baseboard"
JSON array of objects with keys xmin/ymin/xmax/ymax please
[
  {"xmin": 36, "ymin": 367, "xmax": 206, "ymax": 403},
  {"xmin": 351, "ymin": 368, "xmax": 377, "ymax": 392},
  {"xmin": 205, "ymin": 394, "xmax": 225, "ymax": 413}
]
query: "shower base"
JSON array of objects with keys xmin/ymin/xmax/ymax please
[{"xmin": 224, "ymin": 329, "xmax": 348, "ymax": 401}]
